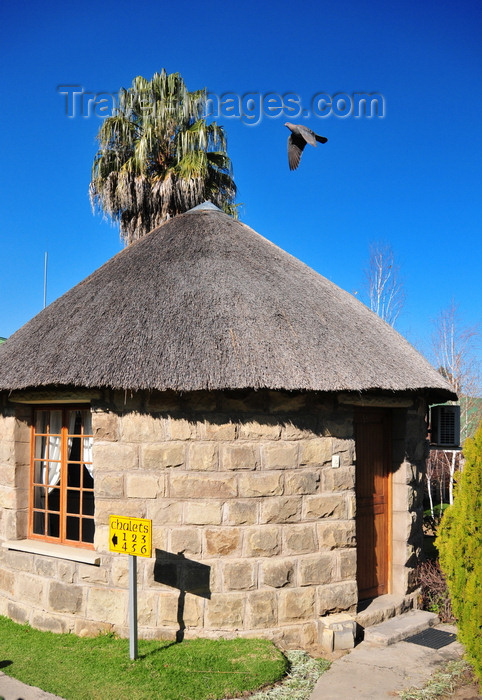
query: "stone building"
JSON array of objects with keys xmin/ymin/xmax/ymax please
[{"xmin": 0, "ymin": 204, "xmax": 454, "ymax": 651}]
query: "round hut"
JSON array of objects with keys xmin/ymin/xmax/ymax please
[{"xmin": 0, "ymin": 204, "xmax": 454, "ymax": 650}]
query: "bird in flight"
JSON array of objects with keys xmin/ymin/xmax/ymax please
[{"xmin": 285, "ymin": 122, "xmax": 328, "ymax": 170}]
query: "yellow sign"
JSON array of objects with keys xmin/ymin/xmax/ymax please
[{"xmin": 109, "ymin": 515, "xmax": 152, "ymax": 557}]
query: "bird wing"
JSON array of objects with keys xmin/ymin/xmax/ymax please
[
  {"xmin": 296, "ymin": 125, "xmax": 317, "ymax": 147},
  {"xmin": 300, "ymin": 126, "xmax": 328, "ymax": 146},
  {"xmin": 287, "ymin": 133, "xmax": 306, "ymax": 170}
]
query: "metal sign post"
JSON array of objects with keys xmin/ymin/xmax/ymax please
[
  {"xmin": 109, "ymin": 515, "xmax": 152, "ymax": 661},
  {"xmin": 129, "ymin": 554, "xmax": 138, "ymax": 660}
]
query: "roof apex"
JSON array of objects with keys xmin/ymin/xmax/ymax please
[{"xmin": 187, "ymin": 201, "xmax": 222, "ymax": 213}]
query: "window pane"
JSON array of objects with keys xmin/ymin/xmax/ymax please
[
  {"xmin": 83, "ymin": 438, "xmax": 93, "ymax": 466},
  {"xmin": 82, "ymin": 437, "xmax": 92, "ymax": 460},
  {"xmin": 82, "ymin": 491, "xmax": 95, "ymax": 516},
  {"xmin": 49, "ymin": 411, "xmax": 62, "ymax": 436},
  {"xmin": 81, "ymin": 410, "xmax": 92, "ymax": 432},
  {"xmin": 47, "ymin": 433, "xmax": 61, "ymax": 462},
  {"xmin": 67, "ymin": 463, "xmax": 80, "ymax": 487},
  {"xmin": 83, "ymin": 411, "xmax": 93, "ymax": 466},
  {"xmin": 84, "ymin": 466, "xmax": 94, "ymax": 490},
  {"xmin": 35, "ymin": 411, "xmax": 49, "ymax": 434},
  {"xmin": 33, "ymin": 511, "xmax": 45, "ymax": 535},
  {"xmin": 35, "ymin": 435, "xmax": 46, "ymax": 460},
  {"xmin": 47, "ymin": 462, "xmax": 61, "ymax": 488},
  {"xmin": 67, "ymin": 489, "xmax": 80, "ymax": 514},
  {"xmin": 34, "ymin": 485, "xmax": 46, "ymax": 509},
  {"xmin": 67, "ymin": 411, "xmax": 82, "ymax": 435},
  {"xmin": 81, "ymin": 518, "xmax": 95, "ymax": 544},
  {"xmin": 69, "ymin": 437, "xmax": 81, "ymax": 462},
  {"xmin": 48, "ymin": 513, "xmax": 60, "ymax": 538},
  {"xmin": 47, "ymin": 487, "xmax": 61, "ymax": 512},
  {"xmin": 66, "ymin": 516, "xmax": 79, "ymax": 541},
  {"xmin": 33, "ymin": 462, "xmax": 45, "ymax": 486}
]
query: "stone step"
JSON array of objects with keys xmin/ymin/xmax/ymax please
[
  {"xmin": 356, "ymin": 593, "xmax": 418, "ymax": 629},
  {"xmin": 363, "ymin": 610, "xmax": 440, "ymax": 647}
]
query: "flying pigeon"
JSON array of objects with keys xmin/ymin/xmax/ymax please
[{"xmin": 285, "ymin": 122, "xmax": 328, "ymax": 170}]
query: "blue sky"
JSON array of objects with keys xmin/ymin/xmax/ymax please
[{"xmin": 1, "ymin": 0, "xmax": 481, "ymax": 369}]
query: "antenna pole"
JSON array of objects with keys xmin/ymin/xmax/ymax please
[{"xmin": 43, "ymin": 252, "xmax": 48, "ymax": 309}]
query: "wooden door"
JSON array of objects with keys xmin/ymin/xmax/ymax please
[{"xmin": 355, "ymin": 409, "xmax": 391, "ymax": 599}]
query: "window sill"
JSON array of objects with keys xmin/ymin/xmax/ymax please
[{"xmin": 2, "ymin": 539, "xmax": 100, "ymax": 565}]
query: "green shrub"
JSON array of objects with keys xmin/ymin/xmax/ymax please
[{"xmin": 436, "ymin": 422, "xmax": 482, "ymax": 681}]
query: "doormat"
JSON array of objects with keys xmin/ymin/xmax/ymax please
[{"xmin": 404, "ymin": 628, "xmax": 457, "ymax": 649}]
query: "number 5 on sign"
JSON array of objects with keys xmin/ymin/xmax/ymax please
[{"xmin": 109, "ymin": 516, "xmax": 152, "ymax": 558}]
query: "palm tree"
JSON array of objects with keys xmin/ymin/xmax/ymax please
[{"xmin": 90, "ymin": 70, "xmax": 237, "ymax": 245}]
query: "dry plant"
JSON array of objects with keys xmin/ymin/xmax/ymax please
[{"xmin": 416, "ymin": 559, "xmax": 454, "ymax": 623}]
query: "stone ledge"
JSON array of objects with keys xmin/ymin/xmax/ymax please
[{"xmin": 2, "ymin": 539, "xmax": 100, "ymax": 565}]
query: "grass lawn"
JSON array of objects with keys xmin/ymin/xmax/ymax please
[{"xmin": 0, "ymin": 616, "xmax": 289, "ymax": 700}]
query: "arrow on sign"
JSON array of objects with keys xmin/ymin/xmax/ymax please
[{"xmin": 112, "ymin": 534, "xmax": 118, "ymax": 547}]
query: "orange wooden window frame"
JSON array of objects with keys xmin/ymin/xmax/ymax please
[{"xmin": 29, "ymin": 406, "xmax": 94, "ymax": 550}]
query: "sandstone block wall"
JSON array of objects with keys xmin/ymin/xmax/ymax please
[
  {"xmin": 391, "ymin": 402, "xmax": 428, "ymax": 595},
  {"xmin": 0, "ymin": 402, "xmax": 30, "ymax": 543},
  {"xmin": 0, "ymin": 389, "xmax": 427, "ymax": 650}
]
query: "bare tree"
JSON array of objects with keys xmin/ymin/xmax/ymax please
[
  {"xmin": 432, "ymin": 301, "xmax": 481, "ymax": 444},
  {"xmin": 426, "ymin": 453, "xmax": 436, "ymax": 518},
  {"xmin": 427, "ymin": 449, "xmax": 462, "ymax": 507},
  {"xmin": 428, "ymin": 302, "xmax": 481, "ymax": 511},
  {"xmin": 365, "ymin": 242, "xmax": 404, "ymax": 327}
]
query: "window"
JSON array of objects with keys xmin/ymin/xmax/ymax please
[{"xmin": 30, "ymin": 407, "xmax": 94, "ymax": 548}]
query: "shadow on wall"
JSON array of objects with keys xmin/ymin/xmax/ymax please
[
  {"xmin": 153, "ymin": 550, "xmax": 211, "ymax": 642},
  {"xmin": 94, "ymin": 387, "xmax": 345, "ymax": 438}
]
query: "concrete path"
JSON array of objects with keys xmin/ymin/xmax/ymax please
[
  {"xmin": 310, "ymin": 623, "xmax": 465, "ymax": 700},
  {"xmin": 0, "ymin": 671, "xmax": 65, "ymax": 700}
]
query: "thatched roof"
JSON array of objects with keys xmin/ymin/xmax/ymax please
[{"xmin": 0, "ymin": 205, "xmax": 454, "ymax": 399}]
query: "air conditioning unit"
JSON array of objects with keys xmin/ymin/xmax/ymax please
[{"xmin": 430, "ymin": 404, "xmax": 460, "ymax": 448}]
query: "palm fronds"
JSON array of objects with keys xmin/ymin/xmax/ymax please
[{"xmin": 90, "ymin": 69, "xmax": 237, "ymax": 244}]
